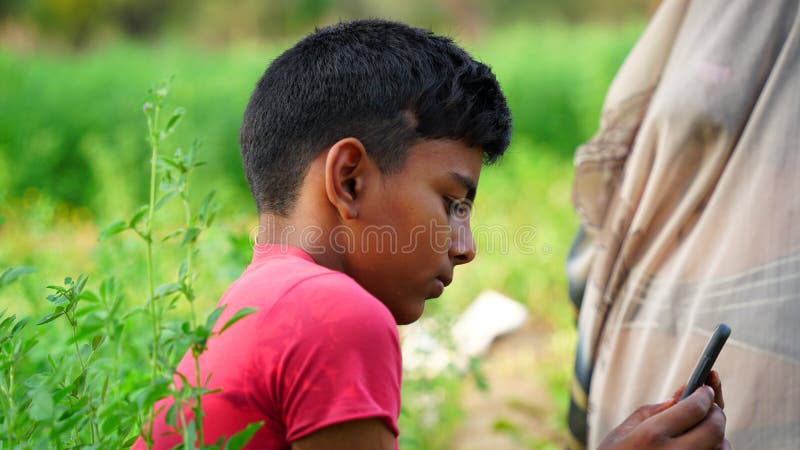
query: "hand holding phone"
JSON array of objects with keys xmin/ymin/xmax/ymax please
[{"xmin": 680, "ymin": 323, "xmax": 731, "ymax": 400}]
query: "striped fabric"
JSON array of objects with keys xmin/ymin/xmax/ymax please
[{"xmin": 566, "ymin": 0, "xmax": 800, "ymax": 448}]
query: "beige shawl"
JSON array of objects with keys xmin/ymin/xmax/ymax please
[{"xmin": 567, "ymin": 0, "xmax": 800, "ymax": 448}]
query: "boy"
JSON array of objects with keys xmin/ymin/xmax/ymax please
[{"xmin": 140, "ymin": 19, "xmax": 728, "ymax": 450}]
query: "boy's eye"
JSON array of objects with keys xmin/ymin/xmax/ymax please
[{"xmin": 443, "ymin": 197, "xmax": 472, "ymax": 220}]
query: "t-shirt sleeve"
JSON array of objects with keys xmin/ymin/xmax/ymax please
[{"xmin": 263, "ymin": 273, "xmax": 402, "ymax": 443}]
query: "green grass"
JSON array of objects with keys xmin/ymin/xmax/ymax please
[{"xmin": 0, "ymin": 20, "xmax": 644, "ymax": 449}]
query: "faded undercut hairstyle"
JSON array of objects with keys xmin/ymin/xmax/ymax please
[{"xmin": 240, "ymin": 19, "xmax": 512, "ymax": 216}]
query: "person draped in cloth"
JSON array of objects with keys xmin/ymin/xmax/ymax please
[{"xmin": 566, "ymin": 0, "xmax": 800, "ymax": 448}]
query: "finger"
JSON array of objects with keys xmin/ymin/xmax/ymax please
[
  {"xmin": 671, "ymin": 384, "xmax": 686, "ymax": 403},
  {"xmin": 648, "ymin": 385, "xmax": 714, "ymax": 437},
  {"xmin": 706, "ymin": 371, "xmax": 725, "ymax": 409},
  {"xmin": 621, "ymin": 401, "xmax": 674, "ymax": 430},
  {"xmin": 676, "ymin": 403, "xmax": 726, "ymax": 450},
  {"xmin": 599, "ymin": 400, "xmax": 675, "ymax": 446},
  {"xmin": 712, "ymin": 437, "xmax": 732, "ymax": 450}
]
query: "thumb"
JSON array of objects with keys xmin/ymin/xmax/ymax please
[{"xmin": 652, "ymin": 385, "xmax": 715, "ymax": 437}]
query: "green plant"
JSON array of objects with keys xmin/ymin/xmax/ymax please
[
  {"xmin": 0, "ymin": 80, "xmax": 260, "ymax": 449},
  {"xmin": 99, "ymin": 79, "xmax": 260, "ymax": 448},
  {"xmin": 0, "ymin": 267, "xmax": 37, "ymax": 447}
]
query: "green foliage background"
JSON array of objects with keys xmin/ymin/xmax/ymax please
[{"xmin": 0, "ymin": 19, "xmax": 645, "ymax": 449}]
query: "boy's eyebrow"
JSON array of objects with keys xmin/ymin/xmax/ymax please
[{"xmin": 449, "ymin": 171, "xmax": 477, "ymax": 201}]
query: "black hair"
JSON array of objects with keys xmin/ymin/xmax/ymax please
[{"xmin": 240, "ymin": 19, "xmax": 512, "ymax": 215}]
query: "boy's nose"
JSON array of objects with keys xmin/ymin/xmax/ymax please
[{"xmin": 450, "ymin": 222, "xmax": 476, "ymax": 265}]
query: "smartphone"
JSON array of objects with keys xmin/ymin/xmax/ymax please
[{"xmin": 680, "ymin": 323, "xmax": 731, "ymax": 400}]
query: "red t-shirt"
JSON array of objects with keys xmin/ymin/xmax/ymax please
[{"xmin": 133, "ymin": 244, "xmax": 402, "ymax": 449}]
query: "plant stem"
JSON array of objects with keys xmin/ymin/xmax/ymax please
[
  {"xmin": 4, "ymin": 367, "xmax": 16, "ymax": 444},
  {"xmin": 183, "ymin": 166, "xmax": 205, "ymax": 445},
  {"xmin": 68, "ymin": 313, "xmax": 98, "ymax": 444},
  {"xmin": 69, "ymin": 317, "xmax": 87, "ymax": 373},
  {"xmin": 147, "ymin": 102, "xmax": 161, "ymax": 377},
  {"xmin": 144, "ymin": 97, "xmax": 162, "ymax": 450}
]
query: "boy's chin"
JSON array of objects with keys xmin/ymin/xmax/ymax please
[{"xmin": 390, "ymin": 301, "xmax": 426, "ymax": 326}]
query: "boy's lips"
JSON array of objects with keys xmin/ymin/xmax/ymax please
[
  {"xmin": 430, "ymin": 279, "xmax": 445, "ymax": 298},
  {"xmin": 429, "ymin": 274, "xmax": 453, "ymax": 299}
]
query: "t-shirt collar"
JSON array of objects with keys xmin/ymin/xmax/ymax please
[{"xmin": 249, "ymin": 243, "xmax": 316, "ymax": 268}]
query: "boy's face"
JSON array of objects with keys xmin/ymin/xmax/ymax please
[{"xmin": 345, "ymin": 139, "xmax": 482, "ymax": 324}]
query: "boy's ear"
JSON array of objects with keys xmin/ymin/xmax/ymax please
[{"xmin": 324, "ymin": 138, "xmax": 370, "ymax": 220}]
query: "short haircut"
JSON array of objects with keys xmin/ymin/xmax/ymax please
[{"xmin": 240, "ymin": 19, "xmax": 512, "ymax": 215}]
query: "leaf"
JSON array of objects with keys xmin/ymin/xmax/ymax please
[
  {"xmin": 155, "ymin": 191, "xmax": 177, "ymax": 211},
  {"xmin": 100, "ymin": 411, "xmax": 122, "ymax": 435},
  {"xmin": 55, "ymin": 405, "xmax": 90, "ymax": 434},
  {"xmin": 165, "ymin": 402, "xmax": 179, "ymax": 427},
  {"xmin": 99, "ymin": 219, "xmax": 128, "ymax": 241},
  {"xmin": 122, "ymin": 435, "xmax": 139, "ymax": 447},
  {"xmin": 121, "ymin": 305, "xmax": 146, "ymax": 321},
  {"xmin": 80, "ymin": 290, "xmax": 101, "ymax": 304},
  {"xmin": 165, "ymin": 107, "xmax": 186, "ymax": 135},
  {"xmin": 162, "ymin": 229, "xmax": 184, "ymax": 242},
  {"xmin": 22, "ymin": 336, "xmax": 39, "ymax": 354},
  {"xmin": 493, "ymin": 418, "xmax": 518, "ymax": 433},
  {"xmin": 159, "ymin": 170, "xmax": 177, "ymax": 192},
  {"xmin": 158, "ymin": 156, "xmax": 182, "ymax": 171},
  {"xmin": 181, "ymin": 145, "xmax": 194, "ymax": 166},
  {"xmin": 69, "ymin": 370, "xmax": 88, "ymax": 397},
  {"xmin": 0, "ymin": 266, "xmax": 36, "ymax": 288},
  {"xmin": 28, "ymin": 389, "xmax": 54, "ymax": 421},
  {"xmin": 129, "ymin": 205, "xmax": 149, "ymax": 229},
  {"xmin": 91, "ymin": 334, "xmax": 106, "ymax": 351},
  {"xmin": 100, "ymin": 277, "xmax": 124, "ymax": 310},
  {"xmin": 214, "ymin": 436, "xmax": 226, "ymax": 449},
  {"xmin": 153, "ymin": 282, "xmax": 183, "ymax": 300},
  {"xmin": 11, "ymin": 316, "xmax": 29, "ymax": 335},
  {"xmin": 198, "ymin": 190, "xmax": 218, "ymax": 228},
  {"xmin": 181, "ymin": 227, "xmax": 200, "ymax": 247},
  {"xmin": 46, "ymin": 291, "xmax": 69, "ymax": 306},
  {"xmin": 136, "ymin": 377, "xmax": 171, "ymax": 411},
  {"xmin": 0, "ymin": 314, "xmax": 14, "ymax": 333},
  {"xmin": 178, "ymin": 259, "xmax": 189, "ymax": 283},
  {"xmin": 469, "ymin": 357, "xmax": 489, "ymax": 392},
  {"xmin": 205, "ymin": 305, "xmax": 226, "ymax": 331},
  {"xmin": 75, "ymin": 273, "xmax": 89, "ymax": 295},
  {"xmin": 36, "ymin": 307, "xmax": 65, "ymax": 325},
  {"xmin": 194, "ymin": 325, "xmax": 211, "ymax": 342},
  {"xmin": 218, "ymin": 307, "xmax": 258, "ymax": 335},
  {"xmin": 225, "ymin": 421, "xmax": 264, "ymax": 450},
  {"xmin": 184, "ymin": 418, "xmax": 197, "ymax": 449}
]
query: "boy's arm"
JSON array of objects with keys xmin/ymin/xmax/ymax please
[
  {"xmin": 269, "ymin": 273, "xmax": 402, "ymax": 445},
  {"xmin": 291, "ymin": 418, "xmax": 394, "ymax": 450}
]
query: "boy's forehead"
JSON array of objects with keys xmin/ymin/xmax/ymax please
[
  {"xmin": 403, "ymin": 139, "xmax": 484, "ymax": 174},
  {"xmin": 392, "ymin": 139, "xmax": 483, "ymax": 197}
]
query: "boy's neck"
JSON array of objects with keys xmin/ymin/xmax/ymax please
[{"xmin": 256, "ymin": 212, "xmax": 347, "ymax": 274}]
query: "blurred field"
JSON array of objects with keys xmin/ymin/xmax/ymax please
[{"xmin": 0, "ymin": 21, "xmax": 644, "ymax": 449}]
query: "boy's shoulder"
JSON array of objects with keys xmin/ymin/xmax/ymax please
[{"xmin": 230, "ymin": 244, "xmax": 397, "ymax": 331}]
